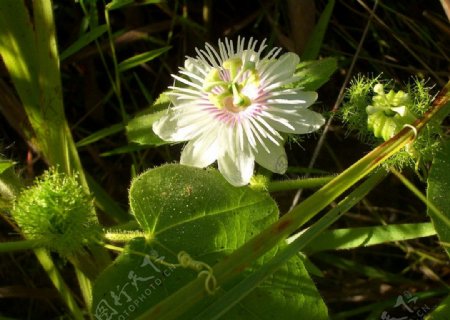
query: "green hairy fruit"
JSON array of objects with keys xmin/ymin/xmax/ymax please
[
  {"xmin": 340, "ymin": 76, "xmax": 442, "ymax": 170},
  {"xmin": 11, "ymin": 169, "xmax": 100, "ymax": 256}
]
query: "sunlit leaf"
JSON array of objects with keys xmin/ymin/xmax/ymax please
[
  {"xmin": 92, "ymin": 165, "xmax": 327, "ymax": 319},
  {"xmin": 304, "ymin": 223, "xmax": 436, "ymax": 253}
]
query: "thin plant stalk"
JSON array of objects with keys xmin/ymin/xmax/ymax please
[
  {"xmin": 267, "ymin": 175, "xmax": 334, "ymax": 192},
  {"xmin": 391, "ymin": 168, "xmax": 450, "ymax": 227},
  {"xmin": 34, "ymin": 248, "xmax": 84, "ymax": 320}
]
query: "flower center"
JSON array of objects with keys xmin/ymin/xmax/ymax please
[{"xmin": 204, "ymin": 57, "xmax": 259, "ymax": 113}]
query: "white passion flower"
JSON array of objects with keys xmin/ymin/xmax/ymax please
[{"xmin": 153, "ymin": 37, "xmax": 325, "ymax": 186}]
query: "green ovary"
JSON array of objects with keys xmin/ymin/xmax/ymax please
[
  {"xmin": 366, "ymin": 84, "xmax": 417, "ymax": 141},
  {"xmin": 204, "ymin": 57, "xmax": 259, "ymax": 113}
]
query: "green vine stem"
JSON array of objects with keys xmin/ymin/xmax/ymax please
[
  {"xmin": 0, "ymin": 239, "xmax": 42, "ymax": 253},
  {"xmin": 267, "ymin": 175, "xmax": 334, "ymax": 192},
  {"xmin": 104, "ymin": 230, "xmax": 147, "ymax": 242},
  {"xmin": 138, "ymin": 81, "xmax": 450, "ymax": 320}
]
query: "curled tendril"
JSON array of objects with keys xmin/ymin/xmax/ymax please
[
  {"xmin": 403, "ymin": 124, "xmax": 418, "ymax": 140},
  {"xmin": 177, "ymin": 251, "xmax": 218, "ymax": 295}
]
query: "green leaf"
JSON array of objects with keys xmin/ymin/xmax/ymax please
[
  {"xmin": 107, "ymin": 0, "xmax": 164, "ymax": 11},
  {"xmin": 126, "ymin": 111, "xmax": 166, "ymax": 146},
  {"xmin": 301, "ymin": 0, "xmax": 335, "ymax": 60},
  {"xmin": 427, "ymin": 139, "xmax": 450, "ymax": 258},
  {"xmin": 60, "ymin": 25, "xmax": 108, "ymax": 61},
  {"xmin": 92, "ymin": 165, "xmax": 326, "ymax": 319},
  {"xmin": 304, "ymin": 223, "xmax": 436, "ymax": 253},
  {"xmin": 426, "ymin": 294, "xmax": 450, "ymax": 320},
  {"xmin": 128, "ymin": 164, "xmax": 277, "ymax": 256},
  {"xmin": 0, "ymin": 1, "xmax": 88, "ymax": 178},
  {"xmin": 0, "ymin": 160, "xmax": 20, "ymax": 208},
  {"xmin": 0, "ymin": 160, "xmax": 15, "ymax": 174},
  {"xmin": 298, "ymin": 253, "xmax": 325, "ymax": 277},
  {"xmin": 193, "ymin": 249, "xmax": 328, "ymax": 320},
  {"xmin": 118, "ymin": 47, "xmax": 171, "ymax": 73},
  {"xmin": 198, "ymin": 254, "xmax": 328, "ymax": 320},
  {"xmin": 100, "ymin": 144, "xmax": 151, "ymax": 157},
  {"xmin": 314, "ymin": 253, "xmax": 412, "ymax": 284},
  {"xmin": 191, "ymin": 170, "xmax": 387, "ymax": 320},
  {"xmin": 0, "ymin": 1, "xmax": 39, "ymax": 112},
  {"xmin": 76, "ymin": 123, "xmax": 124, "ymax": 147},
  {"xmin": 133, "ymin": 73, "xmax": 153, "ymax": 105},
  {"xmin": 126, "ymin": 92, "xmax": 171, "ymax": 146},
  {"xmin": 292, "ymin": 57, "xmax": 337, "ymax": 91}
]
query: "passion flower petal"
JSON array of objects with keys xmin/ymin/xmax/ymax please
[{"xmin": 153, "ymin": 37, "xmax": 325, "ymax": 186}]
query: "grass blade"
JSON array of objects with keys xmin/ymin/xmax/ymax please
[
  {"xmin": 118, "ymin": 46, "xmax": 171, "ymax": 72},
  {"xmin": 304, "ymin": 222, "xmax": 436, "ymax": 253},
  {"xmin": 76, "ymin": 123, "xmax": 124, "ymax": 147},
  {"xmin": 34, "ymin": 248, "xmax": 84, "ymax": 320},
  {"xmin": 301, "ymin": 0, "xmax": 335, "ymax": 60},
  {"xmin": 60, "ymin": 25, "xmax": 108, "ymax": 61},
  {"xmin": 107, "ymin": 0, "xmax": 163, "ymax": 11},
  {"xmin": 426, "ymin": 294, "xmax": 450, "ymax": 320}
]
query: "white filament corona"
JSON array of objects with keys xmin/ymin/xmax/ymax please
[{"xmin": 153, "ymin": 37, "xmax": 325, "ymax": 186}]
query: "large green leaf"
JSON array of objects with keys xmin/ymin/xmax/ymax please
[
  {"xmin": 427, "ymin": 139, "xmax": 450, "ymax": 258},
  {"xmin": 92, "ymin": 165, "xmax": 327, "ymax": 319}
]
